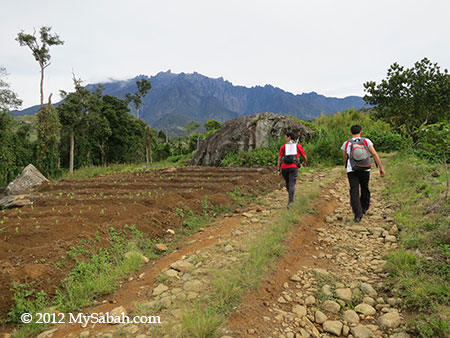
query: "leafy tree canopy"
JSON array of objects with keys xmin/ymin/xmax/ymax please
[
  {"xmin": 363, "ymin": 58, "xmax": 450, "ymax": 136},
  {"xmin": 0, "ymin": 67, "xmax": 22, "ymax": 112},
  {"xmin": 204, "ymin": 119, "xmax": 222, "ymax": 132}
]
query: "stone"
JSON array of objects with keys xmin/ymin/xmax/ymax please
[
  {"xmin": 378, "ymin": 312, "xmax": 402, "ymax": 329},
  {"xmin": 336, "ymin": 288, "xmax": 353, "ymax": 303},
  {"xmin": 343, "ymin": 310, "xmax": 360, "ymax": 324},
  {"xmin": 278, "ymin": 296, "xmax": 288, "ymax": 303},
  {"xmin": 322, "ymin": 300, "xmax": 341, "ymax": 313},
  {"xmin": 360, "ymin": 283, "xmax": 377, "ymax": 297},
  {"xmin": 292, "ymin": 305, "xmax": 307, "ymax": 317},
  {"xmin": 323, "ymin": 320, "xmax": 343, "ymax": 336},
  {"xmin": 166, "ymin": 228, "xmax": 175, "ymax": 235},
  {"xmin": 314, "ymin": 310, "xmax": 328, "ymax": 324},
  {"xmin": 224, "ymin": 244, "xmax": 233, "ymax": 252},
  {"xmin": 389, "ymin": 333, "xmax": 410, "ymax": 338},
  {"xmin": 164, "ymin": 269, "xmax": 179, "ymax": 277},
  {"xmin": 5, "ymin": 164, "xmax": 49, "ymax": 195},
  {"xmin": 342, "ymin": 325, "xmax": 350, "ymax": 336},
  {"xmin": 350, "ymin": 325, "xmax": 372, "ymax": 338},
  {"xmin": 355, "ymin": 303, "xmax": 376, "ymax": 316},
  {"xmin": 183, "ymin": 280, "xmax": 203, "ymax": 292},
  {"xmin": 191, "ymin": 112, "xmax": 315, "ymax": 166},
  {"xmin": 123, "ymin": 324, "xmax": 139, "ymax": 334},
  {"xmin": 79, "ymin": 331, "xmax": 90, "ymax": 338},
  {"xmin": 305, "ymin": 295, "xmax": 316, "ymax": 305},
  {"xmin": 322, "ymin": 284, "xmax": 333, "ymax": 296},
  {"xmin": 290, "ymin": 274, "xmax": 302, "ymax": 282},
  {"xmin": 36, "ymin": 329, "xmax": 58, "ymax": 338},
  {"xmin": 170, "ymin": 260, "xmax": 194, "ymax": 272},
  {"xmin": 0, "ymin": 195, "xmax": 32, "ymax": 208},
  {"xmin": 154, "ymin": 243, "xmax": 168, "ymax": 251},
  {"xmin": 362, "ymin": 297, "xmax": 376, "ymax": 306},
  {"xmin": 313, "ymin": 268, "xmax": 330, "ymax": 276},
  {"xmin": 389, "ymin": 224, "xmax": 399, "ymax": 235},
  {"xmin": 385, "ymin": 235, "xmax": 397, "ymax": 243},
  {"xmin": 109, "ymin": 306, "xmax": 127, "ymax": 324},
  {"xmin": 152, "ymin": 283, "xmax": 169, "ymax": 296}
]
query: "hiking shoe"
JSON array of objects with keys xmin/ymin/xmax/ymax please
[
  {"xmin": 287, "ymin": 202, "xmax": 293, "ymax": 210},
  {"xmin": 354, "ymin": 216, "xmax": 362, "ymax": 223}
]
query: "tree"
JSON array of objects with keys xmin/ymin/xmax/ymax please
[
  {"xmin": 125, "ymin": 78, "xmax": 151, "ymax": 120},
  {"xmin": 0, "ymin": 67, "xmax": 22, "ymax": 112},
  {"xmin": 204, "ymin": 119, "xmax": 222, "ymax": 132},
  {"xmin": 16, "ymin": 26, "xmax": 64, "ymax": 107},
  {"xmin": 364, "ymin": 58, "xmax": 450, "ymax": 138},
  {"xmin": 184, "ymin": 121, "xmax": 200, "ymax": 136},
  {"xmin": 58, "ymin": 75, "xmax": 98, "ymax": 172},
  {"xmin": 36, "ymin": 101, "xmax": 61, "ymax": 177},
  {"xmin": 418, "ymin": 122, "xmax": 450, "ymax": 202}
]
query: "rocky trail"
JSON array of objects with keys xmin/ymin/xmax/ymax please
[{"xmin": 26, "ymin": 164, "xmax": 410, "ymax": 338}]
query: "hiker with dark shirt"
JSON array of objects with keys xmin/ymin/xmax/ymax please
[
  {"xmin": 277, "ymin": 132, "xmax": 307, "ymax": 209},
  {"xmin": 341, "ymin": 125, "xmax": 385, "ymax": 222}
]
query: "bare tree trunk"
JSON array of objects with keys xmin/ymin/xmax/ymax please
[
  {"xmin": 136, "ymin": 106, "xmax": 140, "ymax": 120},
  {"xmin": 165, "ymin": 129, "xmax": 169, "ymax": 143},
  {"xmin": 40, "ymin": 65, "xmax": 44, "ymax": 108},
  {"xmin": 69, "ymin": 130, "xmax": 74, "ymax": 173}
]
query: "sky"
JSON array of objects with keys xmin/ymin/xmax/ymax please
[{"xmin": 1, "ymin": 0, "xmax": 449, "ymax": 109}]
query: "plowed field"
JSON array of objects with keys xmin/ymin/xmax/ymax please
[{"xmin": 0, "ymin": 167, "xmax": 278, "ymax": 322}]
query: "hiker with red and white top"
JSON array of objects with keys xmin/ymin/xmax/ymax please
[
  {"xmin": 277, "ymin": 132, "xmax": 307, "ymax": 209},
  {"xmin": 341, "ymin": 124, "xmax": 385, "ymax": 222}
]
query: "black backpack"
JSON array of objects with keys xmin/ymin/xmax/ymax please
[{"xmin": 282, "ymin": 143, "xmax": 298, "ymax": 166}]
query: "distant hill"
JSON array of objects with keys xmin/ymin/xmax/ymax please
[{"xmin": 12, "ymin": 71, "xmax": 367, "ymax": 135}]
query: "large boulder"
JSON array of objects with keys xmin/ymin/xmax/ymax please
[
  {"xmin": 5, "ymin": 164, "xmax": 49, "ymax": 196},
  {"xmin": 0, "ymin": 164, "xmax": 49, "ymax": 208},
  {"xmin": 191, "ymin": 112, "xmax": 314, "ymax": 166}
]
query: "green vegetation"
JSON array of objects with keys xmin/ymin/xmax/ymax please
[
  {"xmin": 7, "ymin": 225, "xmax": 163, "ymax": 337},
  {"xmin": 384, "ymin": 154, "xmax": 450, "ymax": 337},
  {"xmin": 179, "ymin": 182, "xmax": 321, "ymax": 337}
]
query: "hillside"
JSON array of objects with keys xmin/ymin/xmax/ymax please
[{"xmin": 12, "ymin": 71, "xmax": 367, "ymax": 134}]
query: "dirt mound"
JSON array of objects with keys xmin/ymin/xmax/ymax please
[{"xmin": 0, "ymin": 166, "xmax": 278, "ymax": 322}]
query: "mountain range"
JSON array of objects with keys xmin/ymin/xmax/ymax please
[{"xmin": 13, "ymin": 70, "xmax": 367, "ymax": 135}]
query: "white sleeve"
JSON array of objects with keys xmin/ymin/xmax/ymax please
[
  {"xmin": 366, "ymin": 138, "xmax": 374, "ymax": 147},
  {"xmin": 340, "ymin": 142, "xmax": 347, "ymax": 151}
]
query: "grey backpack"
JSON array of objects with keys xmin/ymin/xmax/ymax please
[{"xmin": 346, "ymin": 138, "xmax": 371, "ymax": 171}]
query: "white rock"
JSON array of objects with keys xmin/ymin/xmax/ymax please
[
  {"xmin": 350, "ymin": 325, "xmax": 372, "ymax": 338},
  {"xmin": 322, "ymin": 300, "xmax": 341, "ymax": 313},
  {"xmin": 323, "ymin": 320, "xmax": 343, "ymax": 336},
  {"xmin": 292, "ymin": 305, "xmax": 307, "ymax": 317},
  {"xmin": 152, "ymin": 283, "xmax": 169, "ymax": 296},
  {"xmin": 336, "ymin": 288, "xmax": 353, "ymax": 303},
  {"xmin": 378, "ymin": 312, "xmax": 402, "ymax": 329},
  {"xmin": 360, "ymin": 283, "xmax": 377, "ymax": 297},
  {"xmin": 170, "ymin": 260, "xmax": 194, "ymax": 272},
  {"xmin": 343, "ymin": 309, "xmax": 360, "ymax": 324},
  {"xmin": 355, "ymin": 303, "xmax": 376, "ymax": 316},
  {"xmin": 315, "ymin": 310, "xmax": 328, "ymax": 324}
]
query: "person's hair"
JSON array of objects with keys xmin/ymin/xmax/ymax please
[
  {"xmin": 286, "ymin": 132, "xmax": 296, "ymax": 140},
  {"xmin": 350, "ymin": 125, "xmax": 362, "ymax": 135}
]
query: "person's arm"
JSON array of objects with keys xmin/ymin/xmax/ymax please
[
  {"xmin": 342, "ymin": 150, "xmax": 348, "ymax": 166},
  {"xmin": 368, "ymin": 145, "xmax": 385, "ymax": 177},
  {"xmin": 277, "ymin": 155, "xmax": 282, "ymax": 176},
  {"xmin": 298, "ymin": 144, "xmax": 307, "ymax": 167}
]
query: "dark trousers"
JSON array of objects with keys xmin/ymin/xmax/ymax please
[
  {"xmin": 282, "ymin": 167, "xmax": 298, "ymax": 204},
  {"xmin": 347, "ymin": 171, "xmax": 371, "ymax": 218}
]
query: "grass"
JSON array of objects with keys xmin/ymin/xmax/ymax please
[
  {"xmin": 8, "ymin": 225, "xmax": 163, "ymax": 338},
  {"xmin": 177, "ymin": 181, "xmax": 322, "ymax": 337},
  {"xmin": 383, "ymin": 153, "xmax": 450, "ymax": 337}
]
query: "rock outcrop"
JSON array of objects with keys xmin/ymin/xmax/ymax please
[
  {"xmin": 191, "ymin": 112, "xmax": 314, "ymax": 166},
  {"xmin": 0, "ymin": 164, "xmax": 49, "ymax": 208}
]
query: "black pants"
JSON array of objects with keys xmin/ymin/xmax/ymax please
[
  {"xmin": 347, "ymin": 171, "xmax": 370, "ymax": 218},
  {"xmin": 282, "ymin": 167, "xmax": 298, "ymax": 204}
]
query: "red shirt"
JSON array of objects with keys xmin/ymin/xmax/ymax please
[{"xmin": 279, "ymin": 143, "xmax": 307, "ymax": 169}]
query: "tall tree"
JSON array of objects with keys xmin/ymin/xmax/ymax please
[
  {"xmin": 364, "ymin": 58, "xmax": 450, "ymax": 137},
  {"xmin": 0, "ymin": 67, "xmax": 22, "ymax": 112},
  {"xmin": 16, "ymin": 26, "xmax": 64, "ymax": 108},
  {"xmin": 125, "ymin": 78, "xmax": 151, "ymax": 120},
  {"xmin": 58, "ymin": 74, "xmax": 96, "ymax": 173}
]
